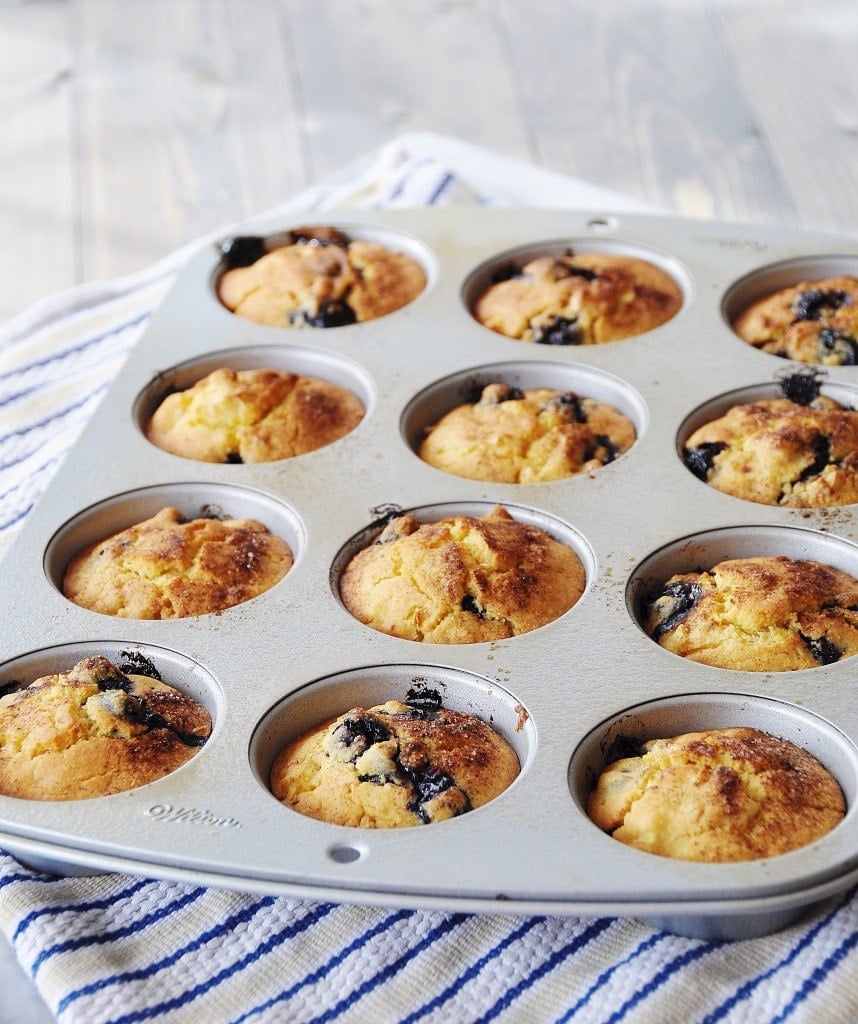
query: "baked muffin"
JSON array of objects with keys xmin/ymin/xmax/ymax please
[
  {"xmin": 683, "ymin": 373, "xmax": 858, "ymax": 506},
  {"xmin": 217, "ymin": 225, "xmax": 426, "ymax": 328},
  {"xmin": 270, "ymin": 697, "xmax": 520, "ymax": 828},
  {"xmin": 644, "ymin": 555, "xmax": 858, "ymax": 671},
  {"xmin": 146, "ymin": 368, "xmax": 365, "ymax": 463},
  {"xmin": 63, "ymin": 506, "xmax": 293, "ymax": 619},
  {"xmin": 418, "ymin": 383, "xmax": 636, "ymax": 483},
  {"xmin": 587, "ymin": 727, "xmax": 845, "ymax": 862},
  {"xmin": 732, "ymin": 275, "xmax": 858, "ymax": 365},
  {"xmin": 473, "ymin": 252, "xmax": 682, "ymax": 345},
  {"xmin": 340, "ymin": 505, "xmax": 585, "ymax": 644},
  {"xmin": 0, "ymin": 655, "xmax": 211, "ymax": 800}
]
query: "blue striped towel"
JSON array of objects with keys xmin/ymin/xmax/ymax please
[{"xmin": 1, "ymin": 137, "xmax": 857, "ymax": 1024}]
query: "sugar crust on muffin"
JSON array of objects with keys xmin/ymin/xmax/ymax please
[
  {"xmin": 146, "ymin": 367, "xmax": 365, "ymax": 463},
  {"xmin": 0, "ymin": 656, "xmax": 211, "ymax": 800},
  {"xmin": 418, "ymin": 383, "xmax": 636, "ymax": 483},
  {"xmin": 473, "ymin": 252, "xmax": 682, "ymax": 345},
  {"xmin": 587, "ymin": 727, "xmax": 845, "ymax": 862},
  {"xmin": 732, "ymin": 275, "xmax": 858, "ymax": 365},
  {"xmin": 63, "ymin": 507, "xmax": 293, "ymax": 619},
  {"xmin": 270, "ymin": 698, "xmax": 520, "ymax": 828},
  {"xmin": 644, "ymin": 555, "xmax": 858, "ymax": 671},
  {"xmin": 339, "ymin": 505, "xmax": 585, "ymax": 643},
  {"xmin": 217, "ymin": 225, "xmax": 426, "ymax": 328}
]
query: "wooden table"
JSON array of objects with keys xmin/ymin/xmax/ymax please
[{"xmin": 2, "ymin": 0, "xmax": 857, "ymax": 327}]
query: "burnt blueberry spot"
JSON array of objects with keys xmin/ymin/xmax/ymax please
[
  {"xmin": 532, "ymin": 315, "xmax": 582, "ymax": 346},
  {"xmin": 779, "ymin": 368, "xmax": 823, "ymax": 406},
  {"xmin": 819, "ymin": 328, "xmax": 858, "ymax": 365},
  {"xmin": 798, "ymin": 435, "xmax": 831, "ymax": 481},
  {"xmin": 792, "ymin": 289, "xmax": 849, "ymax": 322},
  {"xmin": 226, "ymin": 452, "xmax": 244, "ymax": 464},
  {"xmin": 369, "ymin": 503, "xmax": 403, "ymax": 534},
  {"xmin": 332, "ymin": 715, "xmax": 391, "ymax": 760},
  {"xmin": 404, "ymin": 684, "xmax": 443, "ymax": 715},
  {"xmin": 218, "ymin": 235, "xmax": 267, "ymax": 269},
  {"xmin": 591, "ymin": 434, "xmax": 619, "ymax": 464},
  {"xmin": 565, "ymin": 264, "xmax": 599, "ymax": 282},
  {"xmin": 118, "ymin": 651, "xmax": 161, "ymax": 681},
  {"xmin": 801, "ymin": 633, "xmax": 842, "ymax": 665},
  {"xmin": 403, "ymin": 765, "xmax": 469, "ymax": 823},
  {"xmin": 461, "ymin": 594, "xmax": 488, "ymax": 618},
  {"xmin": 605, "ymin": 733, "xmax": 647, "ymax": 764},
  {"xmin": 683, "ymin": 442, "xmax": 727, "ymax": 481},
  {"xmin": 492, "ymin": 263, "xmax": 526, "ymax": 283},
  {"xmin": 121, "ymin": 694, "xmax": 207, "ymax": 748},
  {"xmin": 305, "ymin": 301, "xmax": 357, "ymax": 329},
  {"xmin": 649, "ymin": 581, "xmax": 703, "ymax": 641},
  {"xmin": 548, "ymin": 393, "xmax": 588, "ymax": 423}
]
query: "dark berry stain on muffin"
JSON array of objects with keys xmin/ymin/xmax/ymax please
[
  {"xmin": 402, "ymin": 764, "xmax": 469, "ymax": 824},
  {"xmin": 404, "ymin": 684, "xmax": 443, "ymax": 714},
  {"xmin": 119, "ymin": 693, "xmax": 208, "ymax": 748},
  {"xmin": 801, "ymin": 634, "xmax": 842, "ymax": 665},
  {"xmin": 491, "ymin": 263, "xmax": 526, "ymax": 283},
  {"xmin": 532, "ymin": 315, "xmax": 582, "ymax": 346},
  {"xmin": 604, "ymin": 733, "xmax": 647, "ymax": 763},
  {"xmin": 683, "ymin": 442, "xmax": 727, "ymax": 481},
  {"xmin": 218, "ymin": 235, "xmax": 268, "ymax": 270},
  {"xmin": 304, "ymin": 301, "xmax": 358, "ymax": 329},
  {"xmin": 548, "ymin": 393, "xmax": 588, "ymax": 423},
  {"xmin": 649, "ymin": 581, "xmax": 704, "ymax": 640},
  {"xmin": 330, "ymin": 714, "xmax": 392, "ymax": 760},
  {"xmin": 590, "ymin": 434, "xmax": 619, "ymax": 464},
  {"xmin": 117, "ymin": 651, "xmax": 161, "ymax": 680},
  {"xmin": 792, "ymin": 289, "xmax": 850, "ymax": 322},
  {"xmin": 818, "ymin": 328, "xmax": 858, "ymax": 365},
  {"xmin": 779, "ymin": 369, "xmax": 823, "ymax": 407},
  {"xmin": 798, "ymin": 435, "xmax": 832, "ymax": 481},
  {"xmin": 461, "ymin": 594, "xmax": 488, "ymax": 618}
]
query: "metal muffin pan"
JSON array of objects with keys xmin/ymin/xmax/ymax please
[{"xmin": 1, "ymin": 208, "xmax": 857, "ymax": 940}]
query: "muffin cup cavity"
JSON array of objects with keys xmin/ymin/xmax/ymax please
[
  {"xmin": 249, "ymin": 662, "xmax": 534, "ymax": 808},
  {"xmin": 134, "ymin": 344, "xmax": 375, "ymax": 453},
  {"xmin": 44, "ymin": 482, "xmax": 304, "ymax": 601},
  {"xmin": 401, "ymin": 360, "xmax": 648, "ymax": 462},
  {"xmin": 723, "ymin": 255, "xmax": 858, "ymax": 335},
  {"xmin": 462, "ymin": 236, "xmax": 690, "ymax": 330}
]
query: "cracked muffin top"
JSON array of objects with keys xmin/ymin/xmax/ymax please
[
  {"xmin": 216, "ymin": 225, "xmax": 426, "ymax": 328},
  {"xmin": 732, "ymin": 275, "xmax": 858, "ymax": 365},
  {"xmin": 339, "ymin": 505, "xmax": 585, "ymax": 644},
  {"xmin": 587, "ymin": 727, "xmax": 845, "ymax": 862},
  {"xmin": 146, "ymin": 367, "xmax": 365, "ymax": 463},
  {"xmin": 63, "ymin": 507, "xmax": 293, "ymax": 619},
  {"xmin": 0, "ymin": 655, "xmax": 211, "ymax": 800},
  {"xmin": 270, "ymin": 697, "xmax": 520, "ymax": 828},
  {"xmin": 644, "ymin": 555, "xmax": 858, "ymax": 671},
  {"xmin": 683, "ymin": 373, "xmax": 858, "ymax": 507},
  {"xmin": 418, "ymin": 382, "xmax": 636, "ymax": 483},
  {"xmin": 473, "ymin": 252, "xmax": 682, "ymax": 345}
]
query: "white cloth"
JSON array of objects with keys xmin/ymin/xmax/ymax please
[{"xmin": 1, "ymin": 136, "xmax": 857, "ymax": 1024}]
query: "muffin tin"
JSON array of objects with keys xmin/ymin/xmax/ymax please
[{"xmin": 1, "ymin": 208, "xmax": 857, "ymax": 940}]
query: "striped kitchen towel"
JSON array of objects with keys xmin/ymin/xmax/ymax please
[{"xmin": 1, "ymin": 136, "xmax": 858, "ymax": 1024}]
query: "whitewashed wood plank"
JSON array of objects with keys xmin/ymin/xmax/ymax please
[
  {"xmin": 287, "ymin": 0, "xmax": 535, "ymax": 180},
  {"xmin": 711, "ymin": 0, "xmax": 858, "ymax": 237},
  {"xmin": 0, "ymin": 0, "xmax": 74, "ymax": 326},
  {"xmin": 74, "ymin": 0, "xmax": 308, "ymax": 283},
  {"xmin": 496, "ymin": 0, "xmax": 795, "ymax": 226}
]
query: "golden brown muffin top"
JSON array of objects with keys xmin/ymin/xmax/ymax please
[
  {"xmin": 732, "ymin": 275, "xmax": 858, "ymax": 365},
  {"xmin": 587, "ymin": 727, "xmax": 845, "ymax": 862},
  {"xmin": 339, "ymin": 505, "xmax": 585, "ymax": 643},
  {"xmin": 683, "ymin": 377, "xmax": 858, "ymax": 507},
  {"xmin": 474, "ymin": 252, "xmax": 682, "ymax": 345},
  {"xmin": 0, "ymin": 655, "xmax": 211, "ymax": 801},
  {"xmin": 644, "ymin": 555, "xmax": 858, "ymax": 671},
  {"xmin": 270, "ymin": 697, "xmax": 520, "ymax": 828},
  {"xmin": 217, "ymin": 225, "xmax": 426, "ymax": 328},
  {"xmin": 146, "ymin": 367, "xmax": 365, "ymax": 463},
  {"xmin": 418, "ymin": 383, "xmax": 636, "ymax": 483},
  {"xmin": 63, "ymin": 507, "xmax": 294, "ymax": 619}
]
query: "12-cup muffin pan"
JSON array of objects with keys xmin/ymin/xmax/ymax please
[{"xmin": 1, "ymin": 208, "xmax": 857, "ymax": 940}]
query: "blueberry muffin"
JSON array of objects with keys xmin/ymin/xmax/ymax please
[
  {"xmin": 217, "ymin": 225, "xmax": 426, "ymax": 328},
  {"xmin": 587, "ymin": 727, "xmax": 845, "ymax": 862},
  {"xmin": 0, "ymin": 655, "xmax": 211, "ymax": 800},
  {"xmin": 732, "ymin": 275, "xmax": 858, "ymax": 365},
  {"xmin": 270, "ymin": 696, "xmax": 519, "ymax": 828},
  {"xmin": 146, "ymin": 367, "xmax": 365, "ymax": 463},
  {"xmin": 419, "ymin": 383, "xmax": 636, "ymax": 483},
  {"xmin": 340, "ymin": 505, "xmax": 585, "ymax": 644},
  {"xmin": 473, "ymin": 252, "xmax": 682, "ymax": 345},
  {"xmin": 644, "ymin": 555, "xmax": 858, "ymax": 671},
  {"xmin": 683, "ymin": 373, "xmax": 858, "ymax": 506},
  {"xmin": 63, "ymin": 507, "xmax": 293, "ymax": 619}
]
